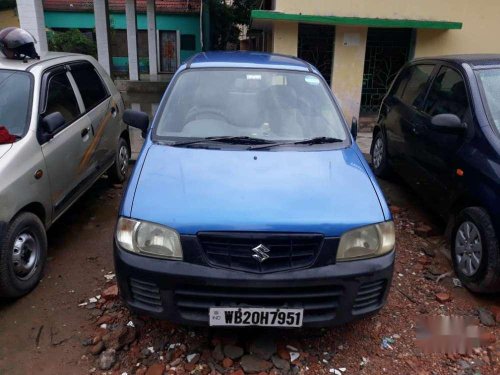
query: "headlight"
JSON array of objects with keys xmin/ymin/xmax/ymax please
[
  {"xmin": 336, "ymin": 221, "xmax": 395, "ymax": 261},
  {"xmin": 116, "ymin": 217, "xmax": 183, "ymax": 260}
]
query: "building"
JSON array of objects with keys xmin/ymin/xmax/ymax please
[
  {"xmin": 11, "ymin": 0, "xmax": 205, "ymax": 80},
  {"xmin": 0, "ymin": 5, "xmax": 19, "ymax": 29},
  {"xmin": 43, "ymin": 0, "xmax": 202, "ymax": 75},
  {"xmin": 251, "ymin": 0, "xmax": 500, "ymax": 121}
]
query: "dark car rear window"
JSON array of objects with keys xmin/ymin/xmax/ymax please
[
  {"xmin": 395, "ymin": 64, "xmax": 434, "ymax": 108},
  {"xmin": 71, "ymin": 63, "xmax": 109, "ymax": 110}
]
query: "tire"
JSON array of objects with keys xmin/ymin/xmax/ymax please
[
  {"xmin": 371, "ymin": 131, "xmax": 391, "ymax": 178},
  {"xmin": 108, "ymin": 137, "xmax": 130, "ymax": 184},
  {"xmin": 451, "ymin": 207, "xmax": 500, "ymax": 293},
  {"xmin": 0, "ymin": 212, "xmax": 47, "ymax": 298}
]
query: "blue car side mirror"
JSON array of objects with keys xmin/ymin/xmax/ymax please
[
  {"xmin": 351, "ymin": 117, "xmax": 358, "ymax": 140},
  {"xmin": 123, "ymin": 109, "xmax": 149, "ymax": 138}
]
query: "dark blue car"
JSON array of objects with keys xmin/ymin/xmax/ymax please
[
  {"xmin": 115, "ymin": 52, "xmax": 395, "ymax": 327},
  {"xmin": 371, "ymin": 55, "xmax": 500, "ymax": 293}
]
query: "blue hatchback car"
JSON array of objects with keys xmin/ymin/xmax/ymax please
[{"xmin": 115, "ymin": 52, "xmax": 395, "ymax": 327}]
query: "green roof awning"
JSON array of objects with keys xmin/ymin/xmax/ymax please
[{"xmin": 251, "ymin": 10, "xmax": 462, "ymax": 30}]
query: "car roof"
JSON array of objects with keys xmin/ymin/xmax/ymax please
[
  {"xmin": 414, "ymin": 54, "xmax": 500, "ymax": 68},
  {"xmin": 0, "ymin": 51, "xmax": 87, "ymax": 72},
  {"xmin": 184, "ymin": 51, "xmax": 318, "ymax": 74}
]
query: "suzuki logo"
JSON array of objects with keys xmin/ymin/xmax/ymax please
[{"xmin": 251, "ymin": 244, "xmax": 270, "ymax": 263}]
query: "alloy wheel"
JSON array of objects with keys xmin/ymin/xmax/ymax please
[
  {"xmin": 455, "ymin": 221, "xmax": 482, "ymax": 276},
  {"xmin": 118, "ymin": 144, "xmax": 129, "ymax": 176},
  {"xmin": 372, "ymin": 136, "xmax": 384, "ymax": 169}
]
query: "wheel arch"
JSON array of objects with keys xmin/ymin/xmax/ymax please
[
  {"xmin": 16, "ymin": 202, "xmax": 47, "ymax": 229},
  {"xmin": 446, "ymin": 194, "xmax": 487, "ymax": 241},
  {"xmin": 119, "ymin": 129, "xmax": 131, "ymax": 154}
]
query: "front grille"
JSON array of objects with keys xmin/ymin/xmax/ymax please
[
  {"xmin": 175, "ymin": 284, "xmax": 343, "ymax": 324},
  {"xmin": 352, "ymin": 280, "xmax": 386, "ymax": 313},
  {"xmin": 197, "ymin": 232, "xmax": 324, "ymax": 273},
  {"xmin": 129, "ymin": 278, "xmax": 162, "ymax": 309}
]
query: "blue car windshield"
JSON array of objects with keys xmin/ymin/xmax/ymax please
[
  {"xmin": 154, "ymin": 69, "xmax": 347, "ymax": 142},
  {"xmin": 477, "ymin": 68, "xmax": 500, "ymax": 136},
  {"xmin": 0, "ymin": 70, "xmax": 32, "ymax": 137}
]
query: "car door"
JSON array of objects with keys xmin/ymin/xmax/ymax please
[
  {"xmin": 69, "ymin": 61, "xmax": 119, "ymax": 171},
  {"xmin": 410, "ymin": 65, "xmax": 471, "ymax": 212},
  {"xmin": 383, "ymin": 64, "xmax": 435, "ymax": 181},
  {"xmin": 39, "ymin": 66, "xmax": 95, "ymax": 217}
]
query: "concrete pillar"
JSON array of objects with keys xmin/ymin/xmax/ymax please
[
  {"xmin": 93, "ymin": 0, "xmax": 112, "ymax": 75},
  {"xmin": 331, "ymin": 26, "xmax": 368, "ymax": 121},
  {"xmin": 125, "ymin": 0, "xmax": 139, "ymax": 80},
  {"xmin": 16, "ymin": 0, "xmax": 48, "ymax": 54},
  {"xmin": 272, "ymin": 21, "xmax": 298, "ymax": 56},
  {"xmin": 147, "ymin": 0, "xmax": 158, "ymax": 76}
]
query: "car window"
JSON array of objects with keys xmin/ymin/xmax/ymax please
[
  {"xmin": 155, "ymin": 69, "xmax": 347, "ymax": 142},
  {"xmin": 392, "ymin": 73, "xmax": 407, "ymax": 99},
  {"xmin": 424, "ymin": 67, "xmax": 468, "ymax": 119},
  {"xmin": 476, "ymin": 68, "xmax": 500, "ymax": 135},
  {"xmin": 396, "ymin": 65, "xmax": 434, "ymax": 108},
  {"xmin": 44, "ymin": 72, "xmax": 80, "ymax": 125},
  {"xmin": 0, "ymin": 70, "xmax": 32, "ymax": 137},
  {"xmin": 71, "ymin": 63, "xmax": 108, "ymax": 110}
]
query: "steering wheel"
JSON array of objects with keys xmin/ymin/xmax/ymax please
[{"xmin": 184, "ymin": 108, "xmax": 231, "ymax": 124}]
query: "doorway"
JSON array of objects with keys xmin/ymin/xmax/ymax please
[
  {"xmin": 159, "ymin": 30, "xmax": 180, "ymax": 73},
  {"xmin": 297, "ymin": 24, "xmax": 335, "ymax": 84},
  {"xmin": 360, "ymin": 28, "xmax": 413, "ymax": 115}
]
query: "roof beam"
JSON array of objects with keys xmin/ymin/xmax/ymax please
[{"xmin": 251, "ymin": 10, "xmax": 463, "ymax": 30}]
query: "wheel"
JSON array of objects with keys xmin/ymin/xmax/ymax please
[
  {"xmin": 108, "ymin": 137, "xmax": 130, "ymax": 184},
  {"xmin": 0, "ymin": 212, "xmax": 47, "ymax": 298},
  {"xmin": 371, "ymin": 131, "xmax": 391, "ymax": 178},
  {"xmin": 452, "ymin": 207, "xmax": 500, "ymax": 293}
]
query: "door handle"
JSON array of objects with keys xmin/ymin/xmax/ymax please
[
  {"xmin": 81, "ymin": 127, "xmax": 90, "ymax": 138},
  {"xmin": 110, "ymin": 106, "xmax": 117, "ymax": 118}
]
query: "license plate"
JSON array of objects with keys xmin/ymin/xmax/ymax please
[{"xmin": 209, "ymin": 307, "xmax": 303, "ymax": 327}]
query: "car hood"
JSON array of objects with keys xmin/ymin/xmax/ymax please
[
  {"xmin": 130, "ymin": 145, "xmax": 386, "ymax": 236},
  {"xmin": 0, "ymin": 144, "xmax": 12, "ymax": 161}
]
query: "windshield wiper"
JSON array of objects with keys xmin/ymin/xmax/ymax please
[
  {"xmin": 248, "ymin": 136, "xmax": 344, "ymax": 150},
  {"xmin": 171, "ymin": 136, "xmax": 272, "ymax": 147}
]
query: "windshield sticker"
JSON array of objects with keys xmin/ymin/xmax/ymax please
[
  {"xmin": 305, "ymin": 75, "xmax": 320, "ymax": 85},
  {"xmin": 246, "ymin": 74, "xmax": 262, "ymax": 80}
]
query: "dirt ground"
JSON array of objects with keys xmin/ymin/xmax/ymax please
[{"xmin": 0, "ymin": 168, "xmax": 499, "ymax": 375}]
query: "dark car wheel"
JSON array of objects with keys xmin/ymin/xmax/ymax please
[
  {"xmin": 371, "ymin": 131, "xmax": 390, "ymax": 178},
  {"xmin": 0, "ymin": 212, "xmax": 47, "ymax": 298},
  {"xmin": 108, "ymin": 137, "xmax": 130, "ymax": 184},
  {"xmin": 452, "ymin": 207, "xmax": 500, "ymax": 293}
]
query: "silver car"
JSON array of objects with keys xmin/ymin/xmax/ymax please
[{"xmin": 0, "ymin": 52, "xmax": 130, "ymax": 298}]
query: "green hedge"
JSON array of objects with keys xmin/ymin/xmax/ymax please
[{"xmin": 47, "ymin": 29, "xmax": 97, "ymax": 57}]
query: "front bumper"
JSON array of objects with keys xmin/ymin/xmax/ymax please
[{"xmin": 114, "ymin": 242, "xmax": 395, "ymax": 327}]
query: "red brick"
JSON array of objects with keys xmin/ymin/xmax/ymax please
[{"xmin": 435, "ymin": 293, "xmax": 451, "ymax": 303}]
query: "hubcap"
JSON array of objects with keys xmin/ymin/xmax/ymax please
[
  {"xmin": 455, "ymin": 221, "xmax": 482, "ymax": 277},
  {"xmin": 12, "ymin": 232, "xmax": 39, "ymax": 280},
  {"xmin": 372, "ymin": 137, "xmax": 384, "ymax": 168},
  {"xmin": 118, "ymin": 145, "xmax": 129, "ymax": 175}
]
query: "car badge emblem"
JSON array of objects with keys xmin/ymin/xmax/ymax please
[{"xmin": 251, "ymin": 244, "xmax": 270, "ymax": 263}]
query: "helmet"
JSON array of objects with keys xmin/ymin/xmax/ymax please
[{"xmin": 0, "ymin": 27, "xmax": 39, "ymax": 60}]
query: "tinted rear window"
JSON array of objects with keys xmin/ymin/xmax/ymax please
[
  {"xmin": 71, "ymin": 63, "xmax": 108, "ymax": 110},
  {"xmin": 424, "ymin": 67, "xmax": 468, "ymax": 120},
  {"xmin": 396, "ymin": 65, "xmax": 434, "ymax": 107},
  {"xmin": 0, "ymin": 70, "xmax": 32, "ymax": 136}
]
